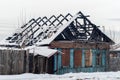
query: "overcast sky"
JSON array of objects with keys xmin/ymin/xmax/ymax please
[{"xmin": 0, "ymin": 0, "xmax": 120, "ymax": 42}]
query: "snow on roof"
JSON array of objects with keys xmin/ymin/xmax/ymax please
[
  {"xmin": 115, "ymin": 46, "xmax": 120, "ymax": 51},
  {"xmin": 15, "ymin": 28, "xmax": 22, "ymax": 33},
  {"xmin": 0, "ymin": 40, "xmax": 19, "ymax": 46},
  {"xmin": 110, "ymin": 43, "xmax": 120, "ymax": 51},
  {"xmin": 36, "ymin": 13, "xmax": 79, "ymax": 45},
  {"xmin": 0, "ymin": 46, "xmax": 24, "ymax": 50},
  {"xmin": 24, "ymin": 45, "xmax": 36, "ymax": 50},
  {"xmin": 110, "ymin": 47, "xmax": 120, "ymax": 51},
  {"xmin": 0, "ymin": 47, "xmax": 8, "ymax": 50},
  {"xmin": 28, "ymin": 46, "xmax": 57, "ymax": 58}
]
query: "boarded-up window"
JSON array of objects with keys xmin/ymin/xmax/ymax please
[
  {"xmin": 85, "ymin": 49, "xmax": 92, "ymax": 67},
  {"xmin": 74, "ymin": 49, "xmax": 82, "ymax": 67},
  {"xmin": 62, "ymin": 49, "xmax": 70, "ymax": 66}
]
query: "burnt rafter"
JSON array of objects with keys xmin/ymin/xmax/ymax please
[
  {"xmin": 88, "ymin": 27, "xmax": 113, "ymax": 43},
  {"xmin": 49, "ymin": 13, "xmax": 72, "ymax": 26},
  {"xmin": 76, "ymin": 19, "xmax": 91, "ymax": 36},
  {"xmin": 42, "ymin": 15, "xmax": 56, "ymax": 26},
  {"xmin": 4, "ymin": 11, "xmax": 114, "ymax": 47},
  {"xmin": 55, "ymin": 12, "xmax": 92, "ymax": 40},
  {"xmin": 48, "ymin": 14, "xmax": 63, "ymax": 26},
  {"xmin": 56, "ymin": 13, "xmax": 73, "ymax": 26}
]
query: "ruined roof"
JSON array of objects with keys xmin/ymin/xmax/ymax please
[{"xmin": 0, "ymin": 11, "xmax": 114, "ymax": 48}]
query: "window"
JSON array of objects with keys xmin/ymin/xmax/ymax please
[
  {"xmin": 62, "ymin": 48, "xmax": 70, "ymax": 66},
  {"xmin": 96, "ymin": 53, "xmax": 102, "ymax": 66},
  {"xmin": 110, "ymin": 53, "xmax": 117, "ymax": 58},
  {"xmin": 74, "ymin": 49, "xmax": 82, "ymax": 67},
  {"xmin": 85, "ymin": 49, "xmax": 92, "ymax": 67}
]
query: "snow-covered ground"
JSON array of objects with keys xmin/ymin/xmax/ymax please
[{"xmin": 0, "ymin": 71, "xmax": 120, "ymax": 80}]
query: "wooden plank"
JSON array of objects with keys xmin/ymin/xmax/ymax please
[
  {"xmin": 0, "ymin": 50, "xmax": 2, "ymax": 74},
  {"xmin": 23, "ymin": 51, "xmax": 26, "ymax": 73},
  {"xmin": 37, "ymin": 56, "xmax": 41, "ymax": 73},
  {"xmin": 28, "ymin": 53, "xmax": 32, "ymax": 73},
  {"xmin": 13, "ymin": 50, "xmax": 15, "ymax": 74},
  {"xmin": 5, "ymin": 50, "xmax": 9, "ymax": 74},
  {"xmin": 19, "ymin": 50, "xmax": 22, "ymax": 73},
  {"xmin": 11, "ymin": 50, "xmax": 14, "ymax": 74},
  {"xmin": 2, "ymin": 50, "xmax": 4, "ymax": 74},
  {"xmin": 22, "ymin": 50, "xmax": 24, "ymax": 73},
  {"xmin": 1, "ymin": 50, "xmax": 3, "ymax": 74},
  {"xmin": 17, "ymin": 50, "xmax": 19, "ymax": 74},
  {"xmin": 26, "ymin": 50, "xmax": 29, "ymax": 73},
  {"xmin": 45, "ymin": 58, "xmax": 48, "ymax": 73},
  {"xmin": 18, "ymin": 50, "xmax": 21, "ymax": 74},
  {"xmin": 39, "ymin": 56, "xmax": 42, "ymax": 73},
  {"xmin": 38, "ymin": 56, "xmax": 40, "ymax": 73},
  {"xmin": 3, "ymin": 50, "xmax": 5, "ymax": 74},
  {"xmin": 7, "ymin": 51, "xmax": 11, "ymax": 74}
]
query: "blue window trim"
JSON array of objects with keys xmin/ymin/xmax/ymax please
[{"xmin": 70, "ymin": 48, "xmax": 74, "ymax": 68}]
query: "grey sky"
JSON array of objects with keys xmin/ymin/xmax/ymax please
[{"xmin": 0, "ymin": 0, "xmax": 120, "ymax": 42}]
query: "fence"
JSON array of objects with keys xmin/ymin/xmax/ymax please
[{"xmin": 0, "ymin": 49, "xmax": 28, "ymax": 75}]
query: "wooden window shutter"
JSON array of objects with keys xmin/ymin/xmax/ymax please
[
  {"xmin": 62, "ymin": 49, "xmax": 70, "ymax": 66},
  {"xmin": 74, "ymin": 49, "xmax": 82, "ymax": 67}
]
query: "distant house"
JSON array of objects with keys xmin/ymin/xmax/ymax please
[
  {"xmin": 0, "ymin": 11, "xmax": 114, "ymax": 74},
  {"xmin": 108, "ymin": 45, "xmax": 120, "ymax": 71}
]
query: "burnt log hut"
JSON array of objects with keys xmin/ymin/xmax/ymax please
[
  {"xmin": 0, "ymin": 11, "xmax": 114, "ymax": 74},
  {"xmin": 50, "ymin": 41, "xmax": 110, "ymax": 74}
]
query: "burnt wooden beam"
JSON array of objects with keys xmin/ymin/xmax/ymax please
[
  {"xmin": 21, "ymin": 18, "xmax": 38, "ymax": 28},
  {"xmin": 8, "ymin": 18, "xmax": 40, "ymax": 43},
  {"xmin": 75, "ymin": 19, "xmax": 91, "ymax": 36},
  {"xmin": 49, "ymin": 14, "xmax": 64, "ymax": 26},
  {"xmin": 56, "ymin": 13, "xmax": 73, "ymax": 26},
  {"xmin": 42, "ymin": 15, "xmax": 56, "ymax": 26}
]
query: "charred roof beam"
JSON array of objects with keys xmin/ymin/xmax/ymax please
[
  {"xmin": 56, "ymin": 13, "xmax": 73, "ymax": 26},
  {"xmin": 49, "ymin": 14, "xmax": 65, "ymax": 26},
  {"xmin": 41, "ymin": 15, "xmax": 56, "ymax": 26}
]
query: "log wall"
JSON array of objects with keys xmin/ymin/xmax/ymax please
[{"xmin": 50, "ymin": 41, "xmax": 110, "ymax": 49}]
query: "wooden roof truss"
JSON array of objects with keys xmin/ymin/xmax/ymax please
[{"xmin": 4, "ymin": 12, "xmax": 114, "ymax": 47}]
